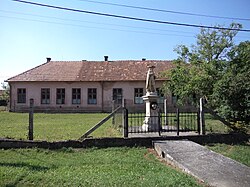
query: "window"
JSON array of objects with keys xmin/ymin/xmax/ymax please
[
  {"xmin": 134, "ymin": 88, "xmax": 143, "ymax": 104},
  {"xmin": 56, "ymin": 88, "xmax": 65, "ymax": 104},
  {"xmin": 172, "ymin": 93, "xmax": 178, "ymax": 105},
  {"xmin": 72, "ymin": 88, "xmax": 81, "ymax": 104},
  {"xmin": 41, "ymin": 88, "xmax": 50, "ymax": 104},
  {"xmin": 88, "ymin": 88, "xmax": 97, "ymax": 104},
  {"xmin": 17, "ymin": 88, "xmax": 26, "ymax": 103},
  {"xmin": 186, "ymin": 93, "xmax": 197, "ymax": 105},
  {"xmin": 113, "ymin": 88, "xmax": 123, "ymax": 104},
  {"xmin": 156, "ymin": 88, "xmax": 165, "ymax": 104}
]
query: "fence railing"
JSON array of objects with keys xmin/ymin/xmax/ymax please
[{"xmin": 123, "ymin": 108, "xmax": 200, "ymax": 137}]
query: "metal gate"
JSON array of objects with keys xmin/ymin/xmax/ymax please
[{"xmin": 123, "ymin": 108, "xmax": 200, "ymax": 137}]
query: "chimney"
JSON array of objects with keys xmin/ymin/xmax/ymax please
[
  {"xmin": 104, "ymin": 56, "xmax": 108, "ymax": 61},
  {"xmin": 142, "ymin": 58, "xmax": 146, "ymax": 61},
  {"xmin": 46, "ymin": 57, "xmax": 51, "ymax": 62}
]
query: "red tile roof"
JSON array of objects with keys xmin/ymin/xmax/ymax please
[{"xmin": 7, "ymin": 60, "xmax": 173, "ymax": 82}]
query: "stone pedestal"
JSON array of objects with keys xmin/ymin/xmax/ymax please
[{"xmin": 142, "ymin": 92, "xmax": 160, "ymax": 132}]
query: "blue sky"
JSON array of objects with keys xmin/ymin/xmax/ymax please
[{"xmin": 1, "ymin": 0, "xmax": 250, "ymax": 84}]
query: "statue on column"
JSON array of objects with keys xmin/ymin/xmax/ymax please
[
  {"xmin": 142, "ymin": 65, "xmax": 160, "ymax": 132},
  {"xmin": 146, "ymin": 65, "xmax": 156, "ymax": 94}
]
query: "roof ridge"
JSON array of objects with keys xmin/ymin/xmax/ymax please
[
  {"xmin": 47, "ymin": 60, "xmax": 171, "ymax": 63},
  {"xmin": 43, "ymin": 60, "xmax": 172, "ymax": 68}
]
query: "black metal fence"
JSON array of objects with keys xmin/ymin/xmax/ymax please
[
  {"xmin": 126, "ymin": 113, "xmax": 159, "ymax": 134},
  {"xmin": 123, "ymin": 108, "xmax": 200, "ymax": 137}
]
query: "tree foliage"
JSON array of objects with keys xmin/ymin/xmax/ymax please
[
  {"xmin": 163, "ymin": 23, "xmax": 249, "ymax": 127},
  {"xmin": 213, "ymin": 41, "xmax": 250, "ymax": 127},
  {"xmin": 0, "ymin": 82, "xmax": 10, "ymax": 104}
]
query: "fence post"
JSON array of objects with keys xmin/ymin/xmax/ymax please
[
  {"xmin": 123, "ymin": 108, "xmax": 128, "ymax": 138},
  {"xmin": 122, "ymin": 98, "xmax": 126, "ymax": 108},
  {"xmin": 176, "ymin": 108, "xmax": 180, "ymax": 136},
  {"xmin": 197, "ymin": 110, "xmax": 201, "ymax": 135},
  {"xmin": 158, "ymin": 109, "xmax": 161, "ymax": 136},
  {"xmin": 112, "ymin": 100, "xmax": 115, "ymax": 125},
  {"xmin": 164, "ymin": 99, "xmax": 168, "ymax": 125},
  {"xmin": 28, "ymin": 98, "xmax": 34, "ymax": 140},
  {"xmin": 200, "ymin": 98, "xmax": 205, "ymax": 135}
]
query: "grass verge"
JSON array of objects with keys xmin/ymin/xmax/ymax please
[
  {"xmin": 0, "ymin": 147, "xmax": 202, "ymax": 187},
  {"xmin": 205, "ymin": 114, "xmax": 230, "ymax": 134},
  {"xmin": 0, "ymin": 112, "xmax": 122, "ymax": 141},
  {"xmin": 207, "ymin": 142, "xmax": 250, "ymax": 167}
]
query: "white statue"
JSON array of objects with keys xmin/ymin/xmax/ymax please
[
  {"xmin": 142, "ymin": 65, "xmax": 160, "ymax": 132},
  {"xmin": 146, "ymin": 65, "xmax": 156, "ymax": 93}
]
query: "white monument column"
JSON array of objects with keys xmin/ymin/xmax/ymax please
[{"xmin": 142, "ymin": 65, "xmax": 160, "ymax": 132}]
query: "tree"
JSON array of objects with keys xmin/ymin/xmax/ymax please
[
  {"xmin": 212, "ymin": 41, "xmax": 250, "ymax": 127},
  {"xmin": 162, "ymin": 23, "xmax": 249, "ymax": 128},
  {"xmin": 0, "ymin": 82, "xmax": 10, "ymax": 106}
]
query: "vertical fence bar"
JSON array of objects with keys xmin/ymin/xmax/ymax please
[
  {"xmin": 123, "ymin": 108, "xmax": 128, "ymax": 137},
  {"xmin": 193, "ymin": 113, "xmax": 195, "ymax": 131},
  {"xmin": 189, "ymin": 113, "xmax": 191, "ymax": 130},
  {"xmin": 200, "ymin": 98, "xmax": 205, "ymax": 135},
  {"xmin": 164, "ymin": 99, "xmax": 168, "ymax": 125},
  {"xmin": 197, "ymin": 111, "xmax": 201, "ymax": 134},
  {"xmin": 193, "ymin": 113, "xmax": 195, "ymax": 130},
  {"xmin": 28, "ymin": 98, "xmax": 34, "ymax": 140},
  {"xmin": 183, "ymin": 113, "xmax": 186, "ymax": 131},
  {"xmin": 176, "ymin": 108, "xmax": 180, "ymax": 136},
  {"xmin": 122, "ymin": 98, "xmax": 126, "ymax": 108},
  {"xmin": 112, "ymin": 100, "xmax": 115, "ymax": 125},
  {"xmin": 158, "ymin": 110, "xmax": 161, "ymax": 136}
]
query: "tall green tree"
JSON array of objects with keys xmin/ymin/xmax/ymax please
[
  {"xmin": 213, "ymin": 41, "xmax": 250, "ymax": 127},
  {"xmin": 163, "ymin": 23, "xmax": 250, "ymax": 127}
]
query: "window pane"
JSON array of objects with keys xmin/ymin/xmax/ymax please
[
  {"xmin": 113, "ymin": 88, "xmax": 122, "ymax": 104},
  {"xmin": 88, "ymin": 88, "xmax": 97, "ymax": 104},
  {"xmin": 57, "ymin": 88, "xmax": 65, "ymax": 104},
  {"xmin": 134, "ymin": 88, "xmax": 143, "ymax": 104},
  {"xmin": 41, "ymin": 88, "xmax": 50, "ymax": 104},
  {"xmin": 172, "ymin": 93, "xmax": 178, "ymax": 105},
  {"xmin": 17, "ymin": 88, "xmax": 26, "ymax": 103},
  {"xmin": 72, "ymin": 88, "xmax": 81, "ymax": 104}
]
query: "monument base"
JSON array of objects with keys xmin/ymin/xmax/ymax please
[
  {"xmin": 142, "ymin": 116, "xmax": 160, "ymax": 132},
  {"xmin": 142, "ymin": 92, "xmax": 160, "ymax": 132}
]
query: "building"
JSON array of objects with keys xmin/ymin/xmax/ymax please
[{"xmin": 7, "ymin": 57, "xmax": 175, "ymax": 112}]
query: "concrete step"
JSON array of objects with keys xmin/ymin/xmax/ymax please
[{"xmin": 153, "ymin": 140, "xmax": 250, "ymax": 187}]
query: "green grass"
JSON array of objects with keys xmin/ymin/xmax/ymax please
[
  {"xmin": 207, "ymin": 142, "xmax": 250, "ymax": 167},
  {"xmin": 0, "ymin": 111, "xmax": 231, "ymax": 141},
  {"xmin": 0, "ymin": 147, "xmax": 202, "ymax": 187},
  {"xmin": 0, "ymin": 112, "xmax": 122, "ymax": 141},
  {"xmin": 205, "ymin": 114, "xmax": 229, "ymax": 133}
]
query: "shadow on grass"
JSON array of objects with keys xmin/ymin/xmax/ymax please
[
  {"xmin": 4, "ymin": 174, "xmax": 27, "ymax": 187},
  {"xmin": 206, "ymin": 140, "xmax": 250, "ymax": 147},
  {"xmin": 1, "ymin": 162, "xmax": 54, "ymax": 187},
  {"xmin": 0, "ymin": 162, "xmax": 50, "ymax": 171}
]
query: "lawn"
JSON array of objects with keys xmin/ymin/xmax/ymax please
[
  {"xmin": 0, "ymin": 111, "xmax": 236, "ymax": 141},
  {"xmin": 205, "ymin": 114, "xmax": 230, "ymax": 134},
  {"xmin": 0, "ymin": 147, "xmax": 202, "ymax": 187},
  {"xmin": 0, "ymin": 111, "xmax": 248, "ymax": 186},
  {"xmin": 207, "ymin": 142, "xmax": 250, "ymax": 167},
  {"xmin": 0, "ymin": 112, "xmax": 122, "ymax": 141}
]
